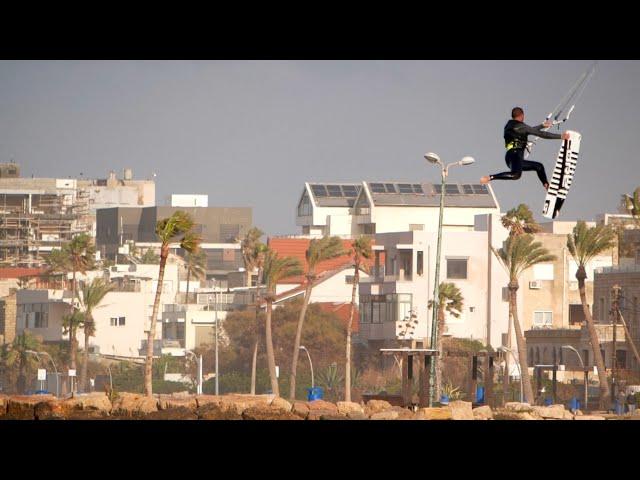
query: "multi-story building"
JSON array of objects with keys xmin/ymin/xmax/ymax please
[
  {"xmin": 358, "ymin": 213, "xmax": 511, "ymax": 349},
  {"xmin": 296, "ymin": 181, "xmax": 501, "ymax": 237},
  {"xmin": 0, "ymin": 166, "xmax": 155, "ymax": 266}
]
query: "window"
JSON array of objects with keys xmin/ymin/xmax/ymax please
[
  {"xmin": 533, "ymin": 263, "xmax": 554, "ymax": 281},
  {"xmin": 417, "ymin": 251, "xmax": 424, "ymax": 276},
  {"xmin": 34, "ymin": 311, "xmax": 48, "ymax": 328},
  {"xmin": 583, "ymin": 349, "xmax": 589, "ymax": 367},
  {"xmin": 110, "ymin": 317, "xmax": 125, "ymax": 326},
  {"xmin": 446, "ymin": 258, "xmax": 468, "ymax": 279},
  {"xmin": 533, "ymin": 311, "xmax": 553, "ymax": 327},
  {"xmin": 298, "ymin": 193, "xmax": 312, "ymax": 216},
  {"xmin": 569, "ymin": 304, "xmax": 585, "ymax": 325},
  {"xmin": 599, "ymin": 298, "xmax": 605, "ymax": 322},
  {"xmin": 409, "ymin": 224, "xmax": 424, "ymax": 231}
]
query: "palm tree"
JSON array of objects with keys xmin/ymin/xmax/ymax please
[
  {"xmin": 184, "ymin": 250, "xmax": 207, "ymax": 303},
  {"xmin": 44, "ymin": 248, "xmax": 71, "ymax": 290},
  {"xmin": 251, "ymin": 242, "xmax": 268, "ymax": 395},
  {"xmin": 5, "ymin": 332, "xmax": 42, "ymax": 394},
  {"xmin": 623, "ymin": 188, "xmax": 640, "ymax": 227},
  {"xmin": 144, "ymin": 211, "xmax": 200, "ymax": 396},
  {"xmin": 494, "ymin": 234, "xmax": 556, "ymax": 403},
  {"xmin": 77, "ymin": 278, "xmax": 115, "ymax": 392},
  {"xmin": 345, "ymin": 236, "xmax": 372, "ymax": 402},
  {"xmin": 262, "ymin": 248, "xmax": 302, "ymax": 397},
  {"xmin": 567, "ymin": 221, "xmax": 616, "ymax": 408},
  {"xmin": 239, "ymin": 227, "xmax": 264, "ymax": 287},
  {"xmin": 501, "ymin": 204, "xmax": 541, "ymax": 236},
  {"xmin": 428, "ymin": 282, "xmax": 463, "ymax": 400},
  {"xmin": 289, "ymin": 236, "xmax": 346, "ymax": 400}
]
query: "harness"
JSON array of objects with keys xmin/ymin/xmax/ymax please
[{"xmin": 505, "ymin": 140, "xmax": 525, "ymax": 151}]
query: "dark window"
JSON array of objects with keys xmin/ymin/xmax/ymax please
[
  {"xmin": 583, "ymin": 349, "xmax": 589, "ymax": 366},
  {"xmin": 433, "ymin": 184, "xmax": 442, "ymax": 194},
  {"xmin": 398, "ymin": 183, "xmax": 413, "ymax": 194},
  {"xmin": 219, "ymin": 224, "xmax": 240, "ymax": 242},
  {"xmin": 569, "ymin": 304, "xmax": 586, "ymax": 325},
  {"xmin": 417, "ymin": 251, "xmax": 424, "ymax": 276},
  {"xmin": 616, "ymin": 350, "xmax": 627, "ymax": 369},
  {"xmin": 462, "ymin": 184, "xmax": 474, "ymax": 194},
  {"xmin": 412, "ymin": 184, "xmax": 424, "ymax": 194},
  {"xmin": 445, "ymin": 184, "xmax": 460, "ymax": 194},
  {"xmin": 370, "ymin": 183, "xmax": 385, "ymax": 193},
  {"xmin": 341, "ymin": 185, "xmax": 359, "ymax": 197},
  {"xmin": 384, "ymin": 183, "xmax": 397, "ymax": 193},
  {"xmin": 472, "ymin": 184, "xmax": 489, "ymax": 194},
  {"xmin": 446, "ymin": 258, "xmax": 468, "ymax": 279}
]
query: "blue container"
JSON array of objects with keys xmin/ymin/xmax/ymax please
[
  {"xmin": 307, "ymin": 387, "xmax": 324, "ymax": 401},
  {"xmin": 475, "ymin": 386, "xmax": 485, "ymax": 404},
  {"xmin": 568, "ymin": 397, "xmax": 579, "ymax": 411},
  {"xmin": 544, "ymin": 397, "xmax": 553, "ymax": 406},
  {"xmin": 439, "ymin": 394, "xmax": 450, "ymax": 405}
]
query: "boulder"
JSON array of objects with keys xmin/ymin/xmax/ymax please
[
  {"xmin": 370, "ymin": 410, "xmax": 400, "ymax": 420},
  {"xmin": 157, "ymin": 394, "xmax": 197, "ymax": 412},
  {"xmin": 472, "ymin": 405, "xmax": 494, "ymax": 420},
  {"xmin": 364, "ymin": 399, "xmax": 393, "ymax": 416},
  {"xmin": 243, "ymin": 405, "xmax": 303, "ymax": 420},
  {"xmin": 195, "ymin": 395, "xmax": 223, "ymax": 408},
  {"xmin": 450, "ymin": 400, "xmax": 474, "ymax": 420},
  {"xmin": 493, "ymin": 409, "xmax": 540, "ymax": 420},
  {"xmin": 66, "ymin": 410, "xmax": 110, "ymax": 420},
  {"xmin": 574, "ymin": 415, "xmax": 606, "ymax": 420},
  {"xmin": 111, "ymin": 392, "xmax": 158, "ymax": 417},
  {"xmin": 319, "ymin": 414, "xmax": 348, "ymax": 420},
  {"xmin": 531, "ymin": 404, "xmax": 566, "ymax": 420},
  {"xmin": 292, "ymin": 401, "xmax": 310, "ymax": 419},
  {"xmin": 337, "ymin": 401, "xmax": 365, "ymax": 417},
  {"xmin": 346, "ymin": 411, "xmax": 368, "ymax": 420},
  {"xmin": 504, "ymin": 402, "xmax": 534, "ymax": 412},
  {"xmin": 0, "ymin": 394, "xmax": 8, "ymax": 417},
  {"xmin": 218, "ymin": 394, "xmax": 273, "ymax": 415},
  {"xmin": 389, "ymin": 406, "xmax": 416, "ymax": 420},
  {"xmin": 306, "ymin": 400, "xmax": 339, "ymax": 419},
  {"xmin": 415, "ymin": 407, "xmax": 453, "ymax": 420},
  {"xmin": 197, "ymin": 403, "xmax": 242, "ymax": 420},
  {"xmin": 145, "ymin": 407, "xmax": 199, "ymax": 420},
  {"xmin": 66, "ymin": 393, "xmax": 112, "ymax": 414},
  {"xmin": 269, "ymin": 397, "xmax": 293, "ymax": 412},
  {"xmin": 35, "ymin": 400, "xmax": 67, "ymax": 420},
  {"xmin": 6, "ymin": 395, "xmax": 55, "ymax": 420}
]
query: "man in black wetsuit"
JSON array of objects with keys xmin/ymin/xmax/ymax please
[{"xmin": 480, "ymin": 107, "xmax": 570, "ymax": 190}]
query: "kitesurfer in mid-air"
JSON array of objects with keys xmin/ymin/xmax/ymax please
[{"xmin": 480, "ymin": 107, "xmax": 571, "ymax": 190}]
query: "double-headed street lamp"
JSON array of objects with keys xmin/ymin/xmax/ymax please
[
  {"xmin": 424, "ymin": 152, "xmax": 475, "ymax": 407},
  {"xmin": 562, "ymin": 345, "xmax": 589, "ymax": 410},
  {"xmin": 26, "ymin": 350, "xmax": 60, "ymax": 397}
]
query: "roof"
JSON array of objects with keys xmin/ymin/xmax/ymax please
[
  {"xmin": 307, "ymin": 183, "xmax": 362, "ymax": 208},
  {"xmin": 317, "ymin": 302, "xmax": 359, "ymax": 333},
  {"xmin": 267, "ymin": 237, "xmax": 376, "ymax": 284},
  {"xmin": 363, "ymin": 181, "xmax": 498, "ymax": 208},
  {"xmin": 0, "ymin": 268, "xmax": 46, "ymax": 279}
]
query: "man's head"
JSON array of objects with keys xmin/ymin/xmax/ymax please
[{"xmin": 511, "ymin": 107, "xmax": 524, "ymax": 121}]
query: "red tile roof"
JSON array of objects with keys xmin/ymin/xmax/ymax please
[
  {"xmin": 0, "ymin": 268, "xmax": 46, "ymax": 279},
  {"xmin": 317, "ymin": 302, "xmax": 360, "ymax": 333},
  {"xmin": 267, "ymin": 237, "xmax": 378, "ymax": 284}
]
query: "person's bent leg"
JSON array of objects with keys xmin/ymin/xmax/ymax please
[
  {"xmin": 522, "ymin": 159, "xmax": 549, "ymax": 188},
  {"xmin": 481, "ymin": 149, "xmax": 523, "ymax": 183}
]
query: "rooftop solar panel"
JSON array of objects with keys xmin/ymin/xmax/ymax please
[
  {"xmin": 398, "ymin": 183, "xmax": 413, "ymax": 193},
  {"xmin": 462, "ymin": 184, "xmax": 474, "ymax": 194},
  {"xmin": 326, "ymin": 185, "xmax": 343, "ymax": 197},
  {"xmin": 412, "ymin": 184, "xmax": 424, "ymax": 194},
  {"xmin": 445, "ymin": 185, "xmax": 460, "ymax": 194},
  {"xmin": 472, "ymin": 184, "xmax": 489, "ymax": 194},
  {"xmin": 384, "ymin": 183, "xmax": 397, "ymax": 193},
  {"xmin": 370, "ymin": 183, "xmax": 385, "ymax": 193},
  {"xmin": 342, "ymin": 185, "xmax": 359, "ymax": 197},
  {"xmin": 311, "ymin": 185, "xmax": 328, "ymax": 197}
]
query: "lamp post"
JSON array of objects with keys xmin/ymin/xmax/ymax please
[
  {"xmin": 25, "ymin": 350, "xmax": 44, "ymax": 392},
  {"xmin": 424, "ymin": 152, "xmax": 475, "ymax": 406},
  {"xmin": 498, "ymin": 346, "xmax": 523, "ymax": 402},
  {"xmin": 214, "ymin": 280, "xmax": 219, "ymax": 396},
  {"xmin": 562, "ymin": 345, "xmax": 588, "ymax": 410},
  {"xmin": 299, "ymin": 345, "xmax": 314, "ymax": 388},
  {"xmin": 39, "ymin": 351, "xmax": 59, "ymax": 397}
]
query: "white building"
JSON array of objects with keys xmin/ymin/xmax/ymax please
[{"xmin": 296, "ymin": 181, "xmax": 501, "ymax": 237}]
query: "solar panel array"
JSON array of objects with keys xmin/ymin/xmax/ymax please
[
  {"xmin": 432, "ymin": 184, "xmax": 489, "ymax": 195},
  {"xmin": 369, "ymin": 183, "xmax": 424, "ymax": 194},
  {"xmin": 310, "ymin": 184, "xmax": 361, "ymax": 198}
]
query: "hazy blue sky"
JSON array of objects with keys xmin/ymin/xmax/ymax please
[{"xmin": 0, "ymin": 60, "xmax": 638, "ymax": 234}]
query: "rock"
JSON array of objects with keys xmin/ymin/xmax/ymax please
[
  {"xmin": 346, "ymin": 411, "xmax": 368, "ymax": 420},
  {"xmin": 195, "ymin": 395, "xmax": 223, "ymax": 408},
  {"xmin": 157, "ymin": 395, "xmax": 197, "ymax": 411},
  {"xmin": 370, "ymin": 410, "xmax": 400, "ymax": 420},
  {"xmin": 472, "ymin": 405, "xmax": 494, "ymax": 420},
  {"xmin": 531, "ymin": 404, "xmax": 566, "ymax": 420},
  {"xmin": 145, "ymin": 407, "xmax": 199, "ymax": 420},
  {"xmin": 269, "ymin": 397, "xmax": 293, "ymax": 412},
  {"xmin": 493, "ymin": 409, "xmax": 540, "ymax": 420},
  {"xmin": 504, "ymin": 402, "xmax": 534, "ymax": 412},
  {"xmin": 243, "ymin": 405, "xmax": 303, "ymax": 420},
  {"xmin": 219, "ymin": 394, "xmax": 272, "ymax": 415},
  {"xmin": 450, "ymin": 400, "xmax": 474, "ymax": 420},
  {"xmin": 67, "ymin": 393, "xmax": 112, "ymax": 413},
  {"xmin": 574, "ymin": 409, "xmax": 583, "ymax": 416},
  {"xmin": 337, "ymin": 401, "xmax": 365, "ymax": 417},
  {"xmin": 574, "ymin": 415, "xmax": 605, "ymax": 420},
  {"xmin": 111, "ymin": 392, "xmax": 158, "ymax": 417},
  {"xmin": 563, "ymin": 410, "xmax": 575, "ymax": 420},
  {"xmin": 66, "ymin": 410, "xmax": 110, "ymax": 420},
  {"xmin": 320, "ymin": 414, "xmax": 348, "ymax": 420},
  {"xmin": 416, "ymin": 407, "xmax": 453, "ymax": 420},
  {"xmin": 292, "ymin": 401, "xmax": 310, "ymax": 419},
  {"xmin": 0, "ymin": 394, "xmax": 8, "ymax": 417},
  {"xmin": 35, "ymin": 400, "xmax": 67, "ymax": 420},
  {"xmin": 6, "ymin": 395, "xmax": 55, "ymax": 420},
  {"xmin": 389, "ymin": 406, "xmax": 416, "ymax": 420},
  {"xmin": 197, "ymin": 403, "xmax": 242, "ymax": 420},
  {"xmin": 306, "ymin": 400, "xmax": 339, "ymax": 419},
  {"xmin": 364, "ymin": 399, "xmax": 393, "ymax": 416}
]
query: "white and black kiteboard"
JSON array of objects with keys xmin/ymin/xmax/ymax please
[{"xmin": 542, "ymin": 130, "xmax": 581, "ymax": 219}]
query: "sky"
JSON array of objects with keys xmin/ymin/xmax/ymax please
[{"xmin": 0, "ymin": 60, "xmax": 638, "ymax": 234}]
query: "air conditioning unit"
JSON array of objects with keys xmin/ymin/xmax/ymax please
[{"xmin": 529, "ymin": 280, "xmax": 542, "ymax": 290}]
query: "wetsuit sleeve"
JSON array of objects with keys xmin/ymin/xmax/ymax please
[{"xmin": 516, "ymin": 123, "xmax": 562, "ymax": 140}]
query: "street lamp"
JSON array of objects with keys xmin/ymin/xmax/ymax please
[
  {"xmin": 562, "ymin": 345, "xmax": 589, "ymax": 410},
  {"xmin": 498, "ymin": 346, "xmax": 523, "ymax": 402},
  {"xmin": 424, "ymin": 152, "xmax": 475, "ymax": 406},
  {"xmin": 25, "ymin": 350, "xmax": 45, "ymax": 392},
  {"xmin": 299, "ymin": 345, "xmax": 314, "ymax": 388},
  {"xmin": 37, "ymin": 351, "xmax": 59, "ymax": 397}
]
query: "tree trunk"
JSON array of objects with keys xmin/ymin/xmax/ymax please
[
  {"xmin": 510, "ymin": 284, "xmax": 534, "ymax": 404},
  {"xmin": 145, "ymin": 243, "xmax": 169, "ymax": 397},
  {"xmin": 435, "ymin": 306, "xmax": 446, "ymax": 401},
  {"xmin": 250, "ymin": 266, "xmax": 263, "ymax": 395},
  {"xmin": 80, "ymin": 320, "xmax": 90, "ymax": 393},
  {"xmin": 503, "ymin": 308, "xmax": 512, "ymax": 402},
  {"xmin": 265, "ymin": 300, "xmax": 279, "ymax": 397},
  {"xmin": 345, "ymin": 266, "xmax": 359, "ymax": 402},
  {"xmin": 289, "ymin": 281, "xmax": 313, "ymax": 400},
  {"xmin": 185, "ymin": 267, "xmax": 191, "ymax": 304},
  {"xmin": 577, "ymin": 267, "xmax": 610, "ymax": 409}
]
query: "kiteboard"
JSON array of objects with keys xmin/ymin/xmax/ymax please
[{"xmin": 542, "ymin": 130, "xmax": 581, "ymax": 219}]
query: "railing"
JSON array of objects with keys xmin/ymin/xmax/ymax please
[{"xmin": 596, "ymin": 265, "xmax": 640, "ymax": 274}]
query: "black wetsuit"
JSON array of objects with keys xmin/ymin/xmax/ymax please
[{"xmin": 489, "ymin": 119, "xmax": 562, "ymax": 186}]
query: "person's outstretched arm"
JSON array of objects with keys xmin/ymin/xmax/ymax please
[{"xmin": 516, "ymin": 123, "xmax": 562, "ymax": 139}]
